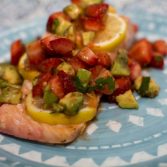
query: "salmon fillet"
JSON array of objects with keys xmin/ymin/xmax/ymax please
[{"xmin": 0, "ymin": 104, "xmax": 86, "ymax": 144}]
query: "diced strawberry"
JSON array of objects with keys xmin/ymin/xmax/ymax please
[
  {"xmin": 40, "ymin": 34, "xmax": 57, "ymax": 56},
  {"xmin": 90, "ymin": 65, "xmax": 103, "ymax": 80},
  {"xmin": 133, "ymin": 24, "xmax": 139, "ymax": 33},
  {"xmin": 49, "ymin": 75, "xmax": 65, "ymax": 99},
  {"xmin": 10, "ymin": 39, "xmax": 25, "ymax": 65},
  {"xmin": 38, "ymin": 58, "xmax": 62, "ymax": 72},
  {"xmin": 77, "ymin": 47, "xmax": 98, "ymax": 65},
  {"xmin": 71, "ymin": 0, "xmax": 80, "ymax": 4},
  {"xmin": 128, "ymin": 39, "xmax": 152, "ymax": 67},
  {"xmin": 96, "ymin": 52, "xmax": 111, "ymax": 68},
  {"xmin": 128, "ymin": 59, "xmax": 142, "ymax": 81},
  {"xmin": 26, "ymin": 40, "xmax": 46, "ymax": 66},
  {"xmin": 152, "ymin": 40, "xmax": 167, "ymax": 56},
  {"xmin": 50, "ymin": 38, "xmax": 75, "ymax": 55},
  {"xmin": 85, "ymin": 3, "xmax": 109, "ymax": 18},
  {"xmin": 150, "ymin": 52, "xmax": 164, "ymax": 69},
  {"xmin": 32, "ymin": 72, "xmax": 52, "ymax": 97},
  {"xmin": 68, "ymin": 57, "xmax": 87, "ymax": 71},
  {"xmin": 46, "ymin": 12, "xmax": 70, "ymax": 33},
  {"xmin": 108, "ymin": 77, "xmax": 131, "ymax": 102},
  {"xmin": 81, "ymin": 17, "xmax": 104, "ymax": 31},
  {"xmin": 57, "ymin": 71, "xmax": 76, "ymax": 95}
]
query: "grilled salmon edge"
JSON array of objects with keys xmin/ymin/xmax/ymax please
[{"xmin": 0, "ymin": 95, "xmax": 100, "ymax": 144}]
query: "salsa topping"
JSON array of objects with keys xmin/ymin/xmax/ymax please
[{"xmin": 0, "ymin": 0, "xmax": 166, "ymax": 124}]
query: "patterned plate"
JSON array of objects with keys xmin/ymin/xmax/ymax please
[{"xmin": 0, "ymin": 0, "xmax": 167, "ymax": 167}]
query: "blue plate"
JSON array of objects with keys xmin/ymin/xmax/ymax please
[{"xmin": 0, "ymin": 0, "xmax": 167, "ymax": 166}]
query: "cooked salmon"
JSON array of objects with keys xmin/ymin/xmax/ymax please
[{"xmin": 0, "ymin": 104, "xmax": 86, "ymax": 144}]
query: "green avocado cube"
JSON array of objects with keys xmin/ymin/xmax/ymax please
[
  {"xmin": 77, "ymin": 68, "xmax": 92, "ymax": 87},
  {"xmin": 59, "ymin": 92, "xmax": 84, "ymax": 116},
  {"xmin": 111, "ymin": 49, "xmax": 130, "ymax": 76},
  {"xmin": 64, "ymin": 4, "xmax": 82, "ymax": 20},
  {"xmin": 82, "ymin": 31, "xmax": 95, "ymax": 46},
  {"xmin": 116, "ymin": 90, "xmax": 138, "ymax": 109},
  {"xmin": 134, "ymin": 76, "xmax": 160, "ymax": 98},
  {"xmin": 57, "ymin": 62, "xmax": 75, "ymax": 76}
]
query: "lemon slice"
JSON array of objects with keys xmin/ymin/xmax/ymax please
[
  {"xmin": 25, "ymin": 93, "xmax": 100, "ymax": 125},
  {"xmin": 18, "ymin": 54, "xmax": 40, "ymax": 81},
  {"xmin": 92, "ymin": 13, "xmax": 127, "ymax": 51}
]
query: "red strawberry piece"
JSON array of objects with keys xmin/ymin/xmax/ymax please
[
  {"xmin": 68, "ymin": 57, "xmax": 87, "ymax": 71},
  {"xmin": 96, "ymin": 52, "xmax": 111, "ymax": 68},
  {"xmin": 26, "ymin": 40, "xmax": 46, "ymax": 66},
  {"xmin": 46, "ymin": 12, "xmax": 70, "ymax": 33},
  {"xmin": 81, "ymin": 17, "xmax": 104, "ymax": 31},
  {"xmin": 32, "ymin": 72, "xmax": 52, "ymax": 97},
  {"xmin": 77, "ymin": 47, "xmax": 98, "ymax": 65},
  {"xmin": 57, "ymin": 71, "xmax": 76, "ymax": 95},
  {"xmin": 133, "ymin": 24, "xmax": 139, "ymax": 33},
  {"xmin": 89, "ymin": 65, "xmax": 103, "ymax": 80},
  {"xmin": 40, "ymin": 34, "xmax": 57, "ymax": 56},
  {"xmin": 128, "ymin": 38, "xmax": 153, "ymax": 67},
  {"xmin": 108, "ymin": 77, "xmax": 131, "ymax": 102},
  {"xmin": 50, "ymin": 38, "xmax": 75, "ymax": 55},
  {"xmin": 128, "ymin": 59, "xmax": 142, "ymax": 81},
  {"xmin": 71, "ymin": 0, "xmax": 80, "ymax": 4},
  {"xmin": 49, "ymin": 75, "xmax": 65, "ymax": 99},
  {"xmin": 152, "ymin": 40, "xmax": 167, "ymax": 56},
  {"xmin": 10, "ymin": 39, "xmax": 25, "ymax": 65},
  {"xmin": 150, "ymin": 52, "xmax": 164, "ymax": 69},
  {"xmin": 38, "ymin": 58, "xmax": 62, "ymax": 72},
  {"xmin": 85, "ymin": 3, "xmax": 109, "ymax": 18}
]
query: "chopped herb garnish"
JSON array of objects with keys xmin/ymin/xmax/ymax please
[
  {"xmin": 155, "ymin": 55, "xmax": 163, "ymax": 62},
  {"xmin": 95, "ymin": 77, "xmax": 115, "ymax": 91},
  {"xmin": 138, "ymin": 76, "xmax": 150, "ymax": 96},
  {"xmin": 74, "ymin": 76, "xmax": 88, "ymax": 93},
  {"xmin": 74, "ymin": 76, "xmax": 115, "ymax": 93},
  {"xmin": 53, "ymin": 19, "xmax": 60, "ymax": 32},
  {"xmin": 54, "ymin": 19, "xmax": 60, "ymax": 27}
]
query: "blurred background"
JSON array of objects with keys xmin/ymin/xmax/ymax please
[{"xmin": 0, "ymin": 0, "xmax": 167, "ymax": 39}]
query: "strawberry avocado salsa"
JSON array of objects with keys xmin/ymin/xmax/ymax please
[{"xmin": 0, "ymin": 0, "xmax": 167, "ymax": 125}]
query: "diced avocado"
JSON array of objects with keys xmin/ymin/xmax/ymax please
[
  {"xmin": 77, "ymin": 0, "xmax": 103, "ymax": 8},
  {"xmin": 64, "ymin": 25, "xmax": 75, "ymax": 41},
  {"xmin": 116, "ymin": 90, "xmax": 138, "ymax": 109},
  {"xmin": 77, "ymin": 68, "xmax": 92, "ymax": 87},
  {"xmin": 53, "ymin": 18, "xmax": 72, "ymax": 36},
  {"xmin": 57, "ymin": 62, "xmax": 75, "ymax": 76},
  {"xmin": 0, "ymin": 79, "xmax": 20, "ymax": 89},
  {"xmin": 82, "ymin": 31, "xmax": 95, "ymax": 46},
  {"xmin": 134, "ymin": 76, "xmax": 160, "ymax": 97},
  {"xmin": 111, "ymin": 49, "xmax": 130, "ymax": 76},
  {"xmin": 52, "ymin": 103, "xmax": 65, "ymax": 113},
  {"xmin": 59, "ymin": 92, "xmax": 84, "ymax": 116},
  {"xmin": 43, "ymin": 86, "xmax": 58, "ymax": 108},
  {"xmin": 0, "ymin": 87, "xmax": 22, "ymax": 104},
  {"xmin": 64, "ymin": 4, "xmax": 82, "ymax": 20},
  {"xmin": 0, "ymin": 64, "xmax": 22, "ymax": 84}
]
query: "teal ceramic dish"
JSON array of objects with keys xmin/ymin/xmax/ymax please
[{"xmin": 0, "ymin": 0, "xmax": 167, "ymax": 166}]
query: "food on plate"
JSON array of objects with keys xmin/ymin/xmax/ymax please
[{"xmin": 0, "ymin": 0, "xmax": 166, "ymax": 144}]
